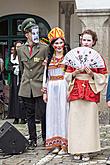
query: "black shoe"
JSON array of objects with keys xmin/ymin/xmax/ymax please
[
  {"xmin": 28, "ymin": 140, "xmax": 37, "ymax": 150},
  {"xmin": 13, "ymin": 118, "xmax": 19, "ymax": 124},
  {"xmin": 20, "ymin": 119, "xmax": 26, "ymax": 124},
  {"xmin": 106, "ymin": 156, "xmax": 110, "ymax": 165}
]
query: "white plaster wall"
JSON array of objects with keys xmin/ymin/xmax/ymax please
[
  {"xmin": 0, "ymin": 0, "xmax": 59, "ymax": 28},
  {"xmin": 0, "ymin": 0, "xmax": 82, "ymax": 48},
  {"xmin": 76, "ymin": 0, "xmax": 110, "ymax": 9}
]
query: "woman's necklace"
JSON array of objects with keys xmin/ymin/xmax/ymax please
[{"xmin": 52, "ymin": 54, "xmax": 64, "ymax": 66}]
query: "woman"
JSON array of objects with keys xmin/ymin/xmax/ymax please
[
  {"xmin": 8, "ymin": 41, "xmax": 26, "ymax": 124},
  {"xmin": 0, "ymin": 54, "xmax": 4, "ymax": 115},
  {"xmin": 65, "ymin": 29, "xmax": 108, "ymax": 161},
  {"xmin": 0, "ymin": 53, "xmax": 4, "ymax": 94},
  {"xmin": 42, "ymin": 27, "xmax": 70, "ymax": 154}
]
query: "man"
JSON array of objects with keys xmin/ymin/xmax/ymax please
[
  {"xmin": 106, "ymin": 75, "xmax": 110, "ymax": 165},
  {"xmin": 17, "ymin": 18, "xmax": 49, "ymax": 149}
]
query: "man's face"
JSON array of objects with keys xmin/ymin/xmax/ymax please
[
  {"xmin": 25, "ymin": 26, "xmax": 39, "ymax": 44},
  {"xmin": 25, "ymin": 32, "xmax": 32, "ymax": 42},
  {"xmin": 31, "ymin": 26, "xmax": 39, "ymax": 43}
]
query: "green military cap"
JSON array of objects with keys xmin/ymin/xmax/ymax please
[{"xmin": 21, "ymin": 18, "xmax": 36, "ymax": 32}]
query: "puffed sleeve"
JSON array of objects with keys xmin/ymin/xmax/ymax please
[
  {"xmin": 89, "ymin": 66, "xmax": 108, "ymax": 94},
  {"xmin": 64, "ymin": 66, "xmax": 75, "ymax": 83}
]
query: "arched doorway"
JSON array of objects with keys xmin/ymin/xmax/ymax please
[{"xmin": 0, "ymin": 13, "xmax": 51, "ymax": 62}]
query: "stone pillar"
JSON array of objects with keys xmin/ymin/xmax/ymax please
[
  {"xmin": 59, "ymin": 1, "xmax": 74, "ymax": 44},
  {"xmin": 75, "ymin": 9, "xmax": 110, "ymax": 124}
]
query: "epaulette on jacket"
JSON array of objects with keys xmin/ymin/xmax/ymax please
[{"xmin": 40, "ymin": 41, "xmax": 48, "ymax": 46}]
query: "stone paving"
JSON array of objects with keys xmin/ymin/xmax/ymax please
[{"xmin": 0, "ymin": 119, "xmax": 110, "ymax": 165}]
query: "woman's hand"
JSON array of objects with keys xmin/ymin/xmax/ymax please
[
  {"xmin": 72, "ymin": 68, "xmax": 84, "ymax": 77},
  {"xmin": 43, "ymin": 94, "xmax": 48, "ymax": 103},
  {"xmin": 107, "ymin": 101, "xmax": 110, "ymax": 108},
  {"xmin": 84, "ymin": 67, "xmax": 94, "ymax": 77}
]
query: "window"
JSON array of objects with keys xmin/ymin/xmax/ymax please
[
  {"xmin": 0, "ymin": 20, "xmax": 8, "ymax": 35},
  {"xmin": 12, "ymin": 19, "xmax": 24, "ymax": 36}
]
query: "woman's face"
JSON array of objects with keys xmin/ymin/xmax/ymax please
[
  {"xmin": 81, "ymin": 34, "xmax": 94, "ymax": 48},
  {"xmin": 11, "ymin": 47, "xmax": 14, "ymax": 54},
  {"xmin": 53, "ymin": 38, "xmax": 64, "ymax": 53},
  {"xmin": 16, "ymin": 42, "xmax": 22, "ymax": 50}
]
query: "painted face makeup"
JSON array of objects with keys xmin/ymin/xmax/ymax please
[
  {"xmin": 81, "ymin": 34, "xmax": 94, "ymax": 48},
  {"xmin": 31, "ymin": 25, "xmax": 39, "ymax": 43},
  {"xmin": 53, "ymin": 38, "xmax": 64, "ymax": 53}
]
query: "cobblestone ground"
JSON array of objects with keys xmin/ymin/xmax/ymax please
[{"xmin": 0, "ymin": 119, "xmax": 110, "ymax": 165}]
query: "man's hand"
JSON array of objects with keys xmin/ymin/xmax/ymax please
[{"xmin": 43, "ymin": 94, "xmax": 48, "ymax": 103}]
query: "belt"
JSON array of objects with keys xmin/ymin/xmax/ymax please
[{"xmin": 50, "ymin": 75, "xmax": 64, "ymax": 80}]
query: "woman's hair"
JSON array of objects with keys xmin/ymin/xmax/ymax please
[
  {"xmin": 13, "ymin": 41, "xmax": 23, "ymax": 60},
  {"xmin": 46, "ymin": 38, "xmax": 71, "ymax": 80},
  {"xmin": 0, "ymin": 52, "xmax": 2, "ymax": 58},
  {"xmin": 80, "ymin": 29, "xmax": 98, "ymax": 46}
]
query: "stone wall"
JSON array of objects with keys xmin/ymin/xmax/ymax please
[{"xmin": 100, "ymin": 124, "xmax": 110, "ymax": 148}]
